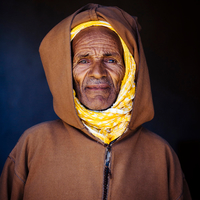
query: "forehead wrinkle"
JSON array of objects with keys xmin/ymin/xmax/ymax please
[
  {"xmin": 73, "ymin": 26, "xmax": 122, "ymax": 48},
  {"xmin": 74, "ymin": 39, "xmax": 120, "ymax": 50},
  {"xmin": 74, "ymin": 41, "xmax": 122, "ymax": 56},
  {"xmin": 73, "ymin": 41, "xmax": 118, "ymax": 56},
  {"xmin": 75, "ymin": 48, "xmax": 122, "ymax": 59}
]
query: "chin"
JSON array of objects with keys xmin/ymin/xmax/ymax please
[
  {"xmin": 85, "ymin": 104, "xmax": 111, "ymax": 111},
  {"xmin": 83, "ymin": 100, "xmax": 113, "ymax": 111},
  {"xmin": 78, "ymin": 93, "xmax": 117, "ymax": 111}
]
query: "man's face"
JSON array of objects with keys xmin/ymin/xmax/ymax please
[{"xmin": 72, "ymin": 26, "xmax": 125, "ymax": 111}]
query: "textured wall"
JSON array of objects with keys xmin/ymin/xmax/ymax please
[{"xmin": 0, "ymin": 0, "xmax": 199, "ymax": 198}]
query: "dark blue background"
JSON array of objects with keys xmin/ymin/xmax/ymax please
[{"xmin": 1, "ymin": 0, "xmax": 199, "ymax": 199}]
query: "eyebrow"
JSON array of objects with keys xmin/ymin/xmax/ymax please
[
  {"xmin": 76, "ymin": 53, "xmax": 90, "ymax": 59},
  {"xmin": 103, "ymin": 52, "xmax": 121, "ymax": 57},
  {"xmin": 76, "ymin": 52, "xmax": 121, "ymax": 59}
]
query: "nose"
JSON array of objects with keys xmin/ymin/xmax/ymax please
[{"xmin": 88, "ymin": 60, "xmax": 107, "ymax": 79}]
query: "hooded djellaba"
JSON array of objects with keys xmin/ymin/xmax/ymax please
[{"xmin": 0, "ymin": 3, "xmax": 192, "ymax": 200}]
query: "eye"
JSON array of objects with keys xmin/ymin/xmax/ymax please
[
  {"xmin": 78, "ymin": 59, "xmax": 88, "ymax": 64},
  {"xmin": 105, "ymin": 58, "xmax": 117, "ymax": 63}
]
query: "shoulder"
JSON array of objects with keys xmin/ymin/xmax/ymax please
[
  {"xmin": 19, "ymin": 119, "xmax": 64, "ymax": 141},
  {"xmin": 138, "ymin": 127, "xmax": 178, "ymax": 160},
  {"xmin": 139, "ymin": 127, "xmax": 171, "ymax": 147},
  {"xmin": 9, "ymin": 120, "xmax": 66, "ymax": 157},
  {"xmin": 23, "ymin": 119, "xmax": 63, "ymax": 134}
]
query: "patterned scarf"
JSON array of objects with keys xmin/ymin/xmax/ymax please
[{"xmin": 71, "ymin": 21, "xmax": 136, "ymax": 144}]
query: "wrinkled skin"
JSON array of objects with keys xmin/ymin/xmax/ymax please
[{"xmin": 72, "ymin": 26, "xmax": 125, "ymax": 111}]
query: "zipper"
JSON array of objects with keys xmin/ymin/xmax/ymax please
[{"xmin": 102, "ymin": 143, "xmax": 112, "ymax": 200}]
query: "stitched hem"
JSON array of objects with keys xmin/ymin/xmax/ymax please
[
  {"xmin": 8, "ymin": 155, "xmax": 26, "ymax": 185},
  {"xmin": 14, "ymin": 171, "xmax": 26, "ymax": 184},
  {"xmin": 175, "ymin": 191, "xmax": 183, "ymax": 200},
  {"xmin": 8, "ymin": 155, "xmax": 15, "ymax": 163}
]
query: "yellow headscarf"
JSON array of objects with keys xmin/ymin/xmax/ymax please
[{"xmin": 71, "ymin": 21, "xmax": 136, "ymax": 144}]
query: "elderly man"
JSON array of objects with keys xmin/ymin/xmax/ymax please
[{"xmin": 0, "ymin": 3, "xmax": 191, "ymax": 200}]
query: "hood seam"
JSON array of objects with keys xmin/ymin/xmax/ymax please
[{"xmin": 89, "ymin": 5, "xmax": 99, "ymax": 21}]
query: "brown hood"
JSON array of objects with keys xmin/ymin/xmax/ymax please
[{"xmin": 39, "ymin": 3, "xmax": 154, "ymax": 143}]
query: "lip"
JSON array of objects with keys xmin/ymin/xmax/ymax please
[{"xmin": 86, "ymin": 84, "xmax": 110, "ymax": 90}]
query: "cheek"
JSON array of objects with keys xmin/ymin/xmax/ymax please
[
  {"xmin": 73, "ymin": 71, "xmax": 83, "ymax": 95},
  {"xmin": 73, "ymin": 67, "xmax": 87, "ymax": 88},
  {"xmin": 109, "ymin": 67, "xmax": 125, "ymax": 89}
]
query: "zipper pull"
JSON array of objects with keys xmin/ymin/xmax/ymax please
[{"xmin": 105, "ymin": 145, "xmax": 112, "ymax": 178}]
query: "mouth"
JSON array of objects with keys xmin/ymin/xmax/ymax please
[{"xmin": 86, "ymin": 84, "xmax": 110, "ymax": 90}]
